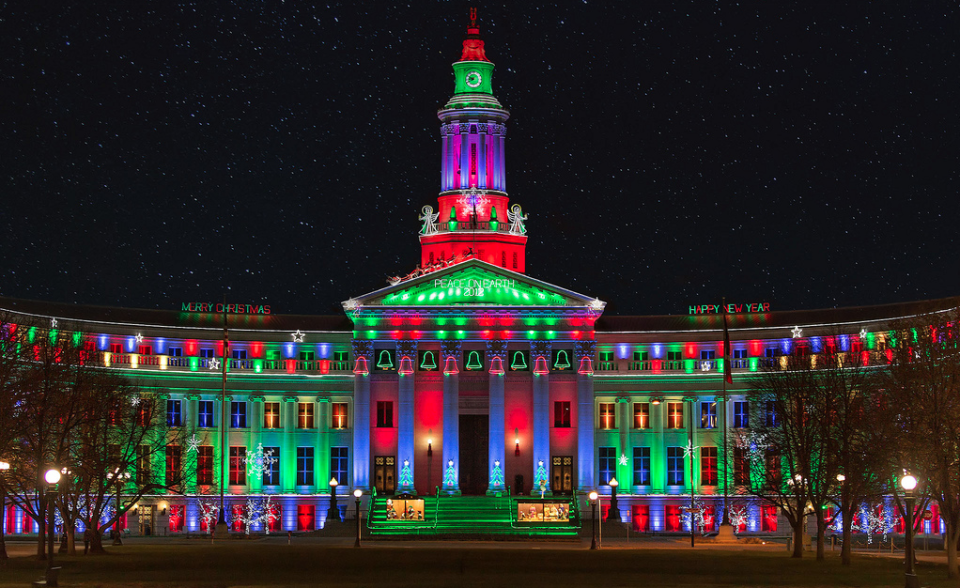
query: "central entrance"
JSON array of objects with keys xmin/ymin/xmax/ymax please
[{"xmin": 458, "ymin": 414, "xmax": 489, "ymax": 495}]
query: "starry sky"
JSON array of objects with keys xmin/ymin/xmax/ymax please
[{"xmin": 2, "ymin": 3, "xmax": 957, "ymax": 317}]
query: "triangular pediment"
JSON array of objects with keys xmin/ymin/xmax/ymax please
[{"xmin": 344, "ymin": 260, "xmax": 603, "ymax": 310}]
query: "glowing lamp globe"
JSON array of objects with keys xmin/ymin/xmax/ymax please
[
  {"xmin": 44, "ymin": 469, "xmax": 61, "ymax": 485},
  {"xmin": 0, "ymin": 461, "xmax": 10, "ymax": 471},
  {"xmin": 588, "ymin": 491, "xmax": 598, "ymax": 502},
  {"xmin": 353, "ymin": 488, "xmax": 363, "ymax": 499},
  {"xmin": 609, "ymin": 477, "xmax": 619, "ymax": 488},
  {"xmin": 901, "ymin": 475, "xmax": 918, "ymax": 491},
  {"xmin": 836, "ymin": 474, "xmax": 846, "ymax": 482}
]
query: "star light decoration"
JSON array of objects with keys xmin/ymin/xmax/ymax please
[
  {"xmin": 619, "ymin": 454, "xmax": 628, "ymax": 467},
  {"xmin": 135, "ymin": 333, "xmax": 144, "ymax": 344},
  {"xmin": 291, "ymin": 330, "xmax": 305, "ymax": 343},
  {"xmin": 186, "ymin": 434, "xmax": 201, "ymax": 454},
  {"xmin": 50, "ymin": 318, "xmax": 58, "ymax": 328},
  {"xmin": 791, "ymin": 326, "xmax": 803, "ymax": 339},
  {"xmin": 859, "ymin": 328, "xmax": 868, "ymax": 340},
  {"xmin": 209, "ymin": 357, "xmax": 220, "ymax": 370}
]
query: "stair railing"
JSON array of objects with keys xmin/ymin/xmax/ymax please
[
  {"xmin": 366, "ymin": 486, "xmax": 377, "ymax": 530},
  {"xmin": 433, "ymin": 485, "xmax": 441, "ymax": 529}
]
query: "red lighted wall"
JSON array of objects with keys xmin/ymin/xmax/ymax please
[{"xmin": 504, "ymin": 374, "xmax": 533, "ymax": 494}]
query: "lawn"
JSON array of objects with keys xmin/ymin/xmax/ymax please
[{"xmin": 0, "ymin": 541, "xmax": 952, "ymax": 587}]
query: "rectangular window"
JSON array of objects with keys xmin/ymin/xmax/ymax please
[
  {"xmin": 630, "ymin": 351, "xmax": 650, "ymax": 370},
  {"xmin": 197, "ymin": 400, "xmax": 214, "ymax": 428},
  {"xmin": 200, "ymin": 348, "xmax": 215, "ymax": 358},
  {"xmin": 700, "ymin": 401, "xmax": 717, "ymax": 429},
  {"xmin": 136, "ymin": 445, "xmax": 151, "ymax": 484},
  {"xmin": 167, "ymin": 347, "xmax": 183, "ymax": 357},
  {"xmin": 110, "ymin": 343, "xmax": 123, "ymax": 354},
  {"xmin": 665, "ymin": 505, "xmax": 682, "ymax": 532},
  {"xmin": 376, "ymin": 401, "xmax": 393, "ymax": 428},
  {"xmin": 263, "ymin": 402, "xmax": 281, "ymax": 429},
  {"xmin": 599, "ymin": 402, "xmax": 616, "ymax": 430},
  {"xmin": 137, "ymin": 345, "xmax": 153, "ymax": 356},
  {"xmin": 700, "ymin": 447, "xmax": 718, "ymax": 486},
  {"xmin": 229, "ymin": 446, "xmax": 246, "ymax": 485},
  {"xmin": 765, "ymin": 400, "xmax": 778, "ymax": 427},
  {"xmin": 765, "ymin": 450, "xmax": 781, "ymax": 488},
  {"xmin": 166, "ymin": 399, "xmax": 182, "ymax": 427},
  {"xmin": 598, "ymin": 351, "xmax": 615, "ymax": 371},
  {"xmin": 553, "ymin": 401, "xmax": 571, "ymax": 428},
  {"xmin": 331, "ymin": 447, "xmax": 348, "ymax": 486},
  {"xmin": 197, "ymin": 446, "xmax": 214, "ymax": 485},
  {"xmin": 666, "ymin": 350, "xmax": 682, "ymax": 370},
  {"xmin": 667, "ymin": 446, "xmax": 684, "ymax": 485},
  {"xmin": 633, "ymin": 403, "xmax": 650, "ymax": 429},
  {"xmin": 734, "ymin": 447, "xmax": 749, "ymax": 486},
  {"xmin": 165, "ymin": 445, "xmax": 182, "ymax": 486},
  {"xmin": 733, "ymin": 401, "xmax": 749, "ymax": 428},
  {"xmin": 700, "ymin": 349, "xmax": 716, "ymax": 370},
  {"xmin": 136, "ymin": 401, "xmax": 153, "ymax": 427},
  {"xmin": 262, "ymin": 447, "xmax": 280, "ymax": 486},
  {"xmin": 296, "ymin": 447, "xmax": 315, "ymax": 486},
  {"xmin": 332, "ymin": 402, "xmax": 348, "ymax": 429},
  {"xmin": 297, "ymin": 505, "xmax": 316, "ymax": 531},
  {"xmin": 632, "ymin": 447, "xmax": 651, "ymax": 486},
  {"xmin": 333, "ymin": 351, "xmax": 349, "ymax": 370},
  {"xmin": 298, "ymin": 402, "xmax": 315, "ymax": 429},
  {"xmin": 761, "ymin": 505, "xmax": 778, "ymax": 532},
  {"xmin": 667, "ymin": 402, "xmax": 684, "ymax": 429},
  {"xmin": 168, "ymin": 505, "xmax": 185, "ymax": 533},
  {"xmin": 733, "ymin": 348, "xmax": 748, "ymax": 369},
  {"xmin": 598, "ymin": 447, "xmax": 616, "ymax": 486},
  {"xmin": 230, "ymin": 401, "xmax": 247, "ymax": 428}
]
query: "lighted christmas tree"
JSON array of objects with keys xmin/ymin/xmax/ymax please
[
  {"xmin": 535, "ymin": 460, "xmax": 548, "ymax": 489},
  {"xmin": 491, "ymin": 460, "xmax": 504, "ymax": 489},
  {"xmin": 399, "ymin": 460, "xmax": 413, "ymax": 487},
  {"xmin": 444, "ymin": 460, "xmax": 457, "ymax": 489}
]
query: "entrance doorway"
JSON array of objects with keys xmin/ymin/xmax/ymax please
[
  {"xmin": 374, "ymin": 455, "xmax": 396, "ymax": 494},
  {"xmin": 459, "ymin": 414, "xmax": 489, "ymax": 495},
  {"xmin": 551, "ymin": 456, "xmax": 573, "ymax": 495}
]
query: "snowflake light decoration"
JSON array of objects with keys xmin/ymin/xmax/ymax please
[
  {"xmin": 458, "ymin": 188, "xmax": 489, "ymax": 218},
  {"xmin": 130, "ymin": 395, "xmax": 141, "ymax": 407},
  {"xmin": 291, "ymin": 330, "xmax": 305, "ymax": 343},
  {"xmin": 186, "ymin": 434, "xmax": 201, "ymax": 454},
  {"xmin": 209, "ymin": 357, "xmax": 221, "ymax": 370},
  {"xmin": 618, "ymin": 454, "xmax": 628, "ymax": 467},
  {"xmin": 245, "ymin": 443, "xmax": 278, "ymax": 479},
  {"xmin": 682, "ymin": 441, "xmax": 700, "ymax": 459},
  {"xmin": 791, "ymin": 326, "xmax": 803, "ymax": 339}
]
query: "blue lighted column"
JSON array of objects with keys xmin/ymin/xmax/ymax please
[
  {"xmin": 487, "ymin": 340, "xmax": 507, "ymax": 494},
  {"xmin": 351, "ymin": 341, "xmax": 372, "ymax": 490},
  {"xmin": 531, "ymin": 340, "xmax": 551, "ymax": 493},
  {"xmin": 441, "ymin": 340, "xmax": 461, "ymax": 495},
  {"xmin": 281, "ymin": 395, "xmax": 297, "ymax": 493},
  {"xmin": 397, "ymin": 339, "xmax": 418, "ymax": 493},
  {"xmin": 575, "ymin": 341, "xmax": 596, "ymax": 490}
]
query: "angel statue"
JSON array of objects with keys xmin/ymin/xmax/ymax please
[
  {"xmin": 507, "ymin": 204, "xmax": 528, "ymax": 235},
  {"xmin": 419, "ymin": 205, "xmax": 440, "ymax": 235}
]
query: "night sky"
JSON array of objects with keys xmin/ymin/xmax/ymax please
[{"xmin": 2, "ymin": 3, "xmax": 957, "ymax": 317}]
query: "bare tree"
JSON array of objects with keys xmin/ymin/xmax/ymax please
[{"xmin": 883, "ymin": 307, "xmax": 960, "ymax": 578}]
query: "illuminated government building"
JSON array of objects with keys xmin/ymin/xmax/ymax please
[{"xmin": 2, "ymin": 11, "xmax": 955, "ymax": 539}]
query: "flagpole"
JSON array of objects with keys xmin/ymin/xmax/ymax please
[
  {"xmin": 216, "ymin": 295, "xmax": 229, "ymax": 535},
  {"xmin": 721, "ymin": 296, "xmax": 731, "ymax": 527}
]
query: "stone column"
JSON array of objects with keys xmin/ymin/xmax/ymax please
[
  {"xmin": 317, "ymin": 398, "xmax": 331, "ymax": 489},
  {"xmin": 352, "ymin": 341, "xmax": 372, "ymax": 490},
  {"xmin": 531, "ymin": 340, "xmax": 551, "ymax": 494},
  {"xmin": 617, "ymin": 396, "xmax": 630, "ymax": 488},
  {"xmin": 440, "ymin": 340, "xmax": 461, "ymax": 495},
  {"xmin": 486, "ymin": 340, "xmax": 507, "ymax": 494},
  {"xmin": 249, "ymin": 395, "xmax": 265, "ymax": 493},
  {"xmin": 574, "ymin": 341, "xmax": 596, "ymax": 491},
  {"xmin": 397, "ymin": 339, "xmax": 418, "ymax": 493},
  {"xmin": 282, "ymin": 395, "xmax": 298, "ymax": 493}
]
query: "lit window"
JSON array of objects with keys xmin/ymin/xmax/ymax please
[
  {"xmin": 263, "ymin": 402, "xmax": 281, "ymax": 429},
  {"xmin": 554, "ymin": 401, "xmax": 571, "ymax": 428},
  {"xmin": 262, "ymin": 447, "xmax": 280, "ymax": 486},
  {"xmin": 298, "ymin": 402, "xmax": 315, "ymax": 429},
  {"xmin": 667, "ymin": 403, "xmax": 684, "ymax": 429},
  {"xmin": 667, "ymin": 447, "xmax": 684, "ymax": 485},
  {"xmin": 700, "ymin": 401, "xmax": 717, "ymax": 429},
  {"xmin": 632, "ymin": 447, "xmax": 651, "ymax": 486},
  {"xmin": 700, "ymin": 447, "xmax": 718, "ymax": 485},
  {"xmin": 332, "ymin": 403, "xmax": 349, "ymax": 429},
  {"xmin": 633, "ymin": 403, "xmax": 650, "ymax": 429},
  {"xmin": 230, "ymin": 401, "xmax": 247, "ymax": 428},
  {"xmin": 599, "ymin": 402, "xmax": 616, "ymax": 430},
  {"xmin": 598, "ymin": 447, "xmax": 616, "ymax": 485},
  {"xmin": 734, "ymin": 401, "xmax": 749, "ymax": 428},
  {"xmin": 229, "ymin": 446, "xmax": 246, "ymax": 485},
  {"xmin": 197, "ymin": 401, "xmax": 214, "ymax": 428},
  {"xmin": 166, "ymin": 399, "xmax": 182, "ymax": 427},
  {"xmin": 377, "ymin": 401, "xmax": 394, "ymax": 428},
  {"xmin": 296, "ymin": 447, "xmax": 314, "ymax": 486}
]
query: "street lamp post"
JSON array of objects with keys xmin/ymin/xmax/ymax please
[
  {"xmin": 353, "ymin": 488, "xmax": 363, "ymax": 548},
  {"xmin": 108, "ymin": 470, "xmax": 130, "ymax": 546},
  {"xmin": 327, "ymin": 477, "xmax": 340, "ymax": 523},
  {"xmin": 901, "ymin": 475, "xmax": 919, "ymax": 588},
  {"xmin": 44, "ymin": 468, "xmax": 61, "ymax": 586},
  {"xmin": 0, "ymin": 460, "xmax": 9, "ymax": 560},
  {"xmin": 608, "ymin": 477, "xmax": 621, "ymax": 522},
  {"xmin": 589, "ymin": 491, "xmax": 598, "ymax": 550}
]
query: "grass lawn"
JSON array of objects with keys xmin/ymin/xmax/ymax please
[{"xmin": 0, "ymin": 541, "xmax": 953, "ymax": 587}]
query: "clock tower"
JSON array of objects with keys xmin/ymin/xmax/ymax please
[{"xmin": 420, "ymin": 8, "xmax": 528, "ymax": 273}]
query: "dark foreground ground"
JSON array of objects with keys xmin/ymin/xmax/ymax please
[{"xmin": 0, "ymin": 536, "xmax": 953, "ymax": 588}]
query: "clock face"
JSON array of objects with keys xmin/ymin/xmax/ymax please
[{"xmin": 465, "ymin": 71, "xmax": 482, "ymax": 89}]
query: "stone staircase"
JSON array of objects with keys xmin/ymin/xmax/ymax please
[{"xmin": 367, "ymin": 493, "xmax": 580, "ymax": 540}]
